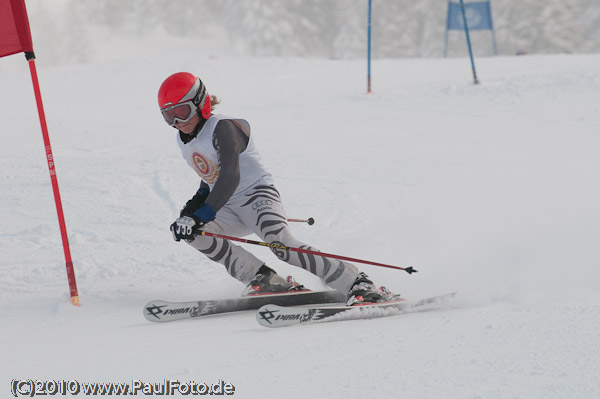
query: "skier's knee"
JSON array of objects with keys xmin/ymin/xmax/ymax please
[{"xmin": 270, "ymin": 246, "xmax": 290, "ymax": 262}]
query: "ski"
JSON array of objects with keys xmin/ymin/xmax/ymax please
[
  {"xmin": 143, "ymin": 290, "xmax": 346, "ymax": 323},
  {"xmin": 256, "ymin": 292, "xmax": 456, "ymax": 328}
]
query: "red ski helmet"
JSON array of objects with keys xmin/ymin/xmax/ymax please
[{"xmin": 158, "ymin": 72, "xmax": 212, "ymax": 121}]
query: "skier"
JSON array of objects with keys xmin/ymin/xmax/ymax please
[{"xmin": 159, "ymin": 72, "xmax": 397, "ymax": 305}]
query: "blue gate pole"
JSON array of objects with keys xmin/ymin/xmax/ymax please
[
  {"xmin": 459, "ymin": 0, "xmax": 479, "ymax": 84},
  {"xmin": 443, "ymin": 0, "xmax": 450, "ymax": 57},
  {"xmin": 367, "ymin": 0, "xmax": 372, "ymax": 93}
]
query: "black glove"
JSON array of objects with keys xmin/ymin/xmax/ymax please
[{"xmin": 170, "ymin": 216, "xmax": 201, "ymax": 242}]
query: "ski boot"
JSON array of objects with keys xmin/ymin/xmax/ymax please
[
  {"xmin": 346, "ymin": 272, "xmax": 400, "ymax": 306},
  {"xmin": 242, "ymin": 265, "xmax": 306, "ymax": 296}
]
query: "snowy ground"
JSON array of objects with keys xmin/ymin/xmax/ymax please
[{"xmin": 1, "ymin": 32, "xmax": 600, "ymax": 398}]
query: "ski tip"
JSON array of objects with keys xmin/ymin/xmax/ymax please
[
  {"xmin": 143, "ymin": 300, "xmax": 170, "ymax": 322},
  {"xmin": 405, "ymin": 266, "xmax": 418, "ymax": 274},
  {"xmin": 256, "ymin": 304, "xmax": 285, "ymax": 328}
]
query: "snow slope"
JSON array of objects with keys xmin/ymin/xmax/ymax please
[{"xmin": 1, "ymin": 32, "xmax": 600, "ymax": 398}]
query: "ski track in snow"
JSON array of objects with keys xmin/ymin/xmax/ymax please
[{"xmin": 1, "ymin": 32, "xmax": 600, "ymax": 398}]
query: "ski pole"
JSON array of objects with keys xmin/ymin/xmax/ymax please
[
  {"xmin": 194, "ymin": 230, "xmax": 417, "ymax": 274},
  {"xmin": 287, "ymin": 217, "xmax": 315, "ymax": 225}
]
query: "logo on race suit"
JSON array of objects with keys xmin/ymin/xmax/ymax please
[
  {"xmin": 252, "ymin": 199, "xmax": 273, "ymax": 212},
  {"xmin": 191, "ymin": 152, "xmax": 219, "ymax": 183}
]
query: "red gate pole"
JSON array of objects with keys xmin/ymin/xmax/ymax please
[{"xmin": 26, "ymin": 52, "xmax": 80, "ymax": 306}]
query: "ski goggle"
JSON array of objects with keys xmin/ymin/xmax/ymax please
[{"xmin": 161, "ymin": 100, "xmax": 198, "ymax": 126}]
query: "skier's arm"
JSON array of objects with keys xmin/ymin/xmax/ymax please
[
  {"xmin": 180, "ymin": 181, "xmax": 210, "ymax": 217},
  {"xmin": 192, "ymin": 120, "xmax": 249, "ymax": 222}
]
